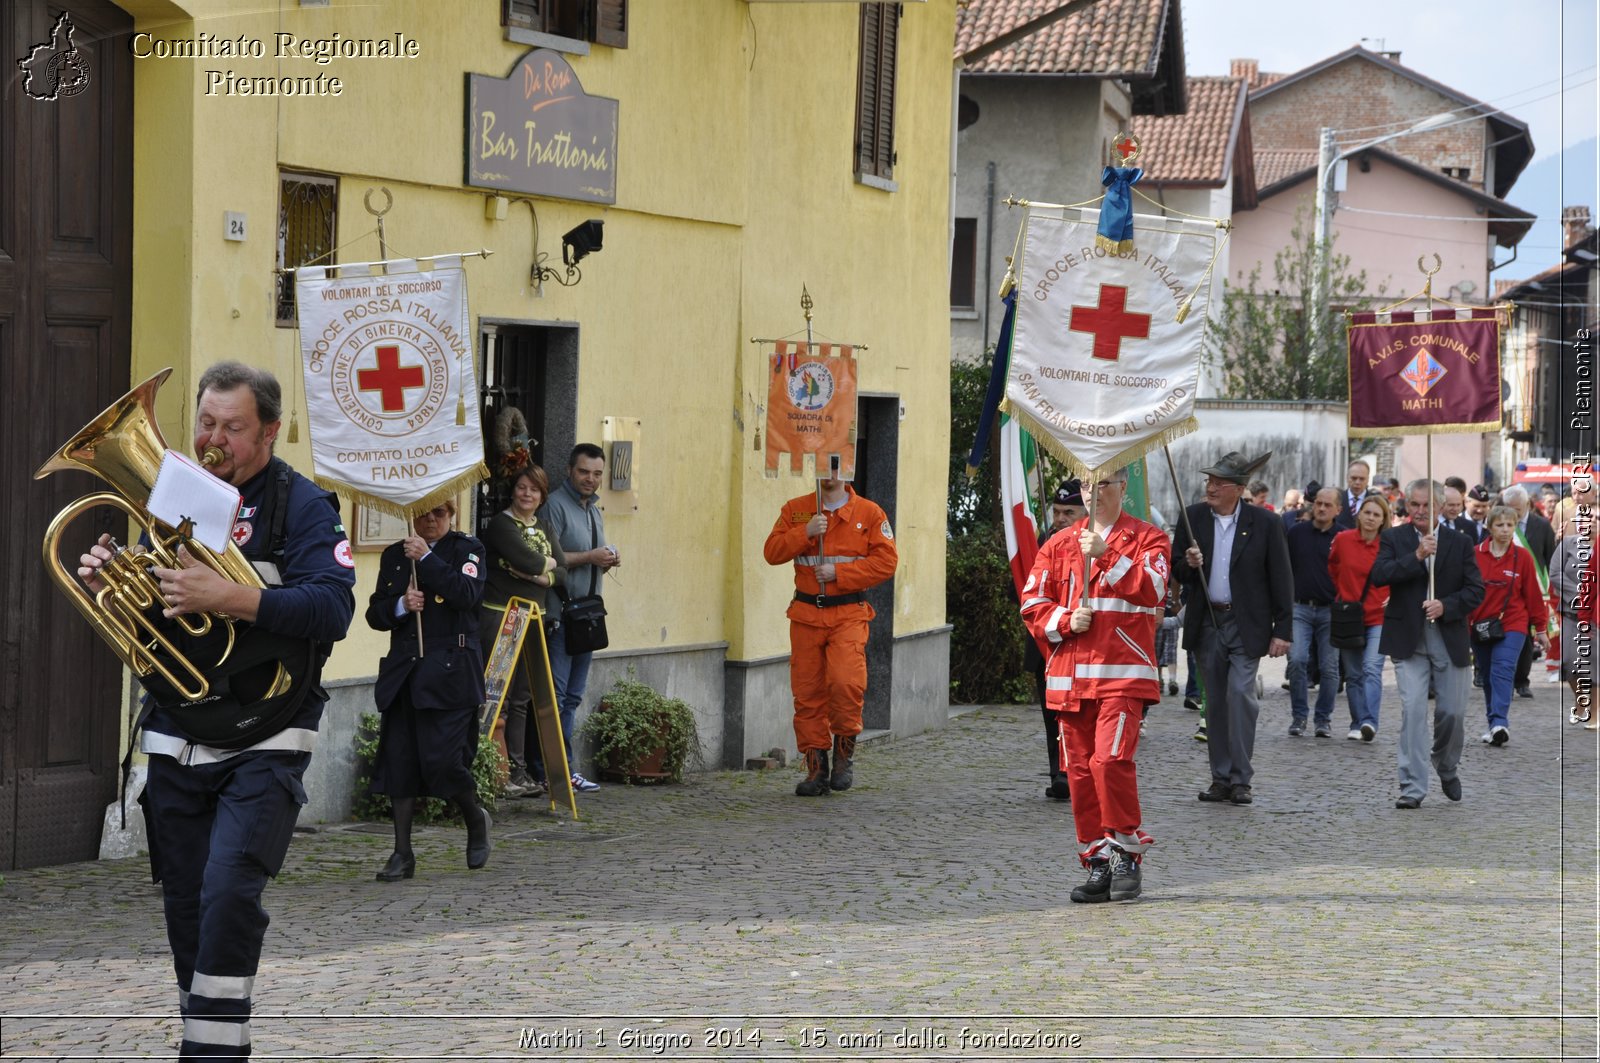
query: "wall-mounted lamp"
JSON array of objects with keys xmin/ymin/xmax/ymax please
[{"xmin": 525, "ymin": 200, "xmax": 605, "ymax": 291}]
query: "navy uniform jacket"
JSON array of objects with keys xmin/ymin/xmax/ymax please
[
  {"xmin": 367, "ymin": 529, "xmax": 487, "ymax": 713},
  {"xmin": 142, "ymin": 458, "xmax": 357, "ymax": 750},
  {"xmin": 1172, "ymin": 501, "xmax": 1294, "ymax": 658}
]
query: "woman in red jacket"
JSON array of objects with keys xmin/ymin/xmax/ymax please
[
  {"xmin": 1328, "ymin": 495, "xmax": 1391, "ymax": 740},
  {"xmin": 1471, "ymin": 505, "xmax": 1551, "ymax": 745}
]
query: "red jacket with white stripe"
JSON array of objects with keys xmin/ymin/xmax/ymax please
[{"xmin": 1020, "ymin": 512, "xmax": 1169, "ymax": 711}]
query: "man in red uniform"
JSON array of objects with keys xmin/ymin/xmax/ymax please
[
  {"xmin": 1021, "ymin": 465, "xmax": 1167, "ymax": 902},
  {"xmin": 764, "ymin": 473, "xmax": 899, "ymax": 796}
]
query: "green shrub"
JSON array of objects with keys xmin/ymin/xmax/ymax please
[
  {"xmin": 579, "ymin": 676, "xmax": 701, "ymax": 783},
  {"xmin": 351, "ymin": 711, "xmax": 504, "ymax": 824},
  {"xmin": 947, "ymin": 526, "xmax": 1035, "ymax": 705}
]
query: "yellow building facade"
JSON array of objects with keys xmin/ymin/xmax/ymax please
[{"xmin": 102, "ymin": 0, "xmax": 956, "ymax": 819}]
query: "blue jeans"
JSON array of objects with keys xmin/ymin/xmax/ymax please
[
  {"xmin": 1340, "ymin": 624, "xmax": 1385, "ymax": 729},
  {"xmin": 1474, "ymin": 630, "xmax": 1526, "ymax": 731},
  {"xmin": 1289, "ymin": 603, "xmax": 1338, "ymax": 725},
  {"xmin": 533, "ymin": 626, "xmax": 593, "ymax": 782}
]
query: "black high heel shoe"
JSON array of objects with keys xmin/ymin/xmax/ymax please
[{"xmin": 375, "ymin": 851, "xmax": 415, "ymax": 882}]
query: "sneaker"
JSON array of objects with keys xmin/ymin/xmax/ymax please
[
  {"xmin": 1108, "ymin": 849, "xmax": 1142, "ymax": 901},
  {"xmin": 1314, "ymin": 724, "xmax": 1333, "ymax": 738},
  {"xmin": 1193, "ymin": 723, "xmax": 1207, "ymax": 742},
  {"xmin": 1490, "ymin": 725, "xmax": 1509, "ymax": 746},
  {"xmin": 571, "ymin": 773, "xmax": 601, "ymax": 793},
  {"xmin": 1069, "ymin": 861, "xmax": 1112, "ymax": 903},
  {"xmin": 1183, "ymin": 698, "xmax": 1201, "ymax": 711},
  {"xmin": 1287, "ymin": 720, "xmax": 1306, "ymax": 737},
  {"xmin": 1481, "ymin": 731, "xmax": 1494, "ymax": 744},
  {"xmin": 1360, "ymin": 723, "xmax": 1376, "ymax": 742},
  {"xmin": 1346, "ymin": 728, "xmax": 1363, "ymax": 741}
]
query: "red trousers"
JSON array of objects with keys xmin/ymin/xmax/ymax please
[
  {"xmin": 789, "ymin": 615, "xmax": 869, "ymax": 751},
  {"xmin": 1057, "ymin": 696, "xmax": 1147, "ymax": 859}
]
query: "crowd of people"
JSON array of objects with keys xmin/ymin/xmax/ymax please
[{"xmin": 1020, "ymin": 452, "xmax": 1597, "ymax": 902}]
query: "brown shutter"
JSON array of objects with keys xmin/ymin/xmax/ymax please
[
  {"xmin": 591, "ymin": 0, "xmax": 628, "ymax": 48},
  {"xmin": 504, "ymin": 0, "xmax": 547, "ymax": 32},
  {"xmin": 855, "ymin": 4, "xmax": 898, "ymax": 180}
]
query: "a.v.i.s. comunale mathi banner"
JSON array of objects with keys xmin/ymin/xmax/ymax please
[
  {"xmin": 765, "ymin": 340, "xmax": 857, "ymax": 479},
  {"xmin": 295, "ymin": 257, "xmax": 488, "ymax": 517},
  {"xmin": 1346, "ymin": 308, "xmax": 1503, "ymax": 436},
  {"xmin": 1005, "ymin": 208, "xmax": 1216, "ymax": 477}
]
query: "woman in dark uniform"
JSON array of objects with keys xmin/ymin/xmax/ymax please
[
  {"xmin": 367, "ymin": 500, "xmax": 491, "ymax": 881},
  {"xmin": 479, "ymin": 463, "xmax": 566, "ymax": 795}
]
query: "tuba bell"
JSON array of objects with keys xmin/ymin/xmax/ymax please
[{"xmin": 35, "ymin": 368, "xmax": 299, "ymax": 728}]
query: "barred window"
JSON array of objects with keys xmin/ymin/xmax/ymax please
[
  {"xmin": 275, "ymin": 172, "xmax": 337, "ymax": 328},
  {"xmin": 502, "ymin": 0, "xmax": 627, "ymax": 47}
]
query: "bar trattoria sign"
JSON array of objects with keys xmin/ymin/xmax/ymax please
[{"xmin": 466, "ymin": 49, "xmax": 618, "ymax": 204}]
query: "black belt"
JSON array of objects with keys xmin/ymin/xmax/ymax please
[
  {"xmin": 796, "ymin": 590, "xmax": 866, "ymax": 608},
  {"xmin": 1209, "ymin": 601, "xmax": 1232, "ymax": 611},
  {"xmin": 1295, "ymin": 598, "xmax": 1332, "ymax": 606}
]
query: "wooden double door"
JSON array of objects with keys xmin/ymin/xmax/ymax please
[{"xmin": 0, "ymin": 0, "xmax": 133, "ymax": 868}]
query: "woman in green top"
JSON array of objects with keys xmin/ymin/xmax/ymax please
[{"xmin": 480, "ymin": 464, "xmax": 567, "ymax": 795}]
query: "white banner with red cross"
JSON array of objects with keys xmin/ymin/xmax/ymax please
[
  {"xmin": 295, "ymin": 257, "xmax": 488, "ymax": 519},
  {"xmin": 1003, "ymin": 207, "xmax": 1218, "ymax": 477}
]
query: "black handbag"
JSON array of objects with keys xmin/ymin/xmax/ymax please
[
  {"xmin": 1471, "ymin": 578, "xmax": 1513, "ymax": 644},
  {"xmin": 560, "ymin": 502, "xmax": 609, "ymax": 655},
  {"xmin": 1330, "ymin": 568, "xmax": 1374, "ymax": 650}
]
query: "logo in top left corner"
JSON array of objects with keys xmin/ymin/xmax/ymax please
[{"xmin": 18, "ymin": 12, "xmax": 91, "ymax": 102}]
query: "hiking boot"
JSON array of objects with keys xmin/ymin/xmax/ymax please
[
  {"xmin": 795, "ymin": 749, "xmax": 831, "ymax": 797},
  {"xmin": 1108, "ymin": 848, "xmax": 1142, "ymax": 901},
  {"xmin": 830, "ymin": 735, "xmax": 856, "ymax": 791},
  {"xmin": 1069, "ymin": 860, "xmax": 1112, "ymax": 903},
  {"xmin": 1287, "ymin": 720, "xmax": 1306, "ymax": 737},
  {"xmin": 1198, "ymin": 780, "xmax": 1232, "ymax": 802}
]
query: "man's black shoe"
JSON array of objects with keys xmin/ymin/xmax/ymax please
[
  {"xmin": 1183, "ymin": 697, "xmax": 1201, "ymax": 711},
  {"xmin": 1515, "ymin": 685, "xmax": 1533, "ymax": 699},
  {"xmin": 1198, "ymin": 781, "xmax": 1232, "ymax": 802},
  {"xmin": 1441, "ymin": 776, "xmax": 1462, "ymax": 801},
  {"xmin": 1046, "ymin": 774, "xmax": 1072, "ymax": 801},
  {"xmin": 1472, "ymin": 675, "xmax": 1484, "ymax": 688},
  {"xmin": 375, "ymin": 850, "xmax": 415, "ymax": 882},
  {"xmin": 1070, "ymin": 861, "xmax": 1112, "ymax": 903},
  {"xmin": 1108, "ymin": 849, "xmax": 1142, "ymax": 901},
  {"xmin": 1395, "ymin": 795, "xmax": 1422, "ymax": 809},
  {"xmin": 1229, "ymin": 784, "xmax": 1254, "ymax": 805},
  {"xmin": 466, "ymin": 808, "xmax": 492, "ymax": 870}
]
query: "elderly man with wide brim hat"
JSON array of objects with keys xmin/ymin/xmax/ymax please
[{"xmin": 1172, "ymin": 450, "xmax": 1294, "ymax": 806}]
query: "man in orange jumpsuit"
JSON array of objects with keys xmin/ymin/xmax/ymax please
[
  {"xmin": 1021, "ymin": 465, "xmax": 1167, "ymax": 902},
  {"xmin": 764, "ymin": 473, "xmax": 899, "ymax": 796}
]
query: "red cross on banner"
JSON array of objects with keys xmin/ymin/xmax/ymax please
[
  {"xmin": 358, "ymin": 345, "xmax": 426, "ymax": 412},
  {"xmin": 1069, "ymin": 284, "xmax": 1150, "ymax": 362}
]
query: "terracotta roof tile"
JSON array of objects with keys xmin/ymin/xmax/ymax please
[
  {"xmin": 957, "ymin": 0, "xmax": 1170, "ymax": 76},
  {"xmin": 1254, "ymin": 148, "xmax": 1317, "ymax": 189},
  {"xmin": 1131, "ymin": 76, "xmax": 1243, "ymax": 183}
]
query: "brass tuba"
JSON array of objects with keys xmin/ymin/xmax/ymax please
[{"xmin": 34, "ymin": 368, "xmax": 289, "ymax": 705}]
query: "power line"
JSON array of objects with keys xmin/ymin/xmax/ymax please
[{"xmin": 1328, "ymin": 67, "xmax": 1596, "ymax": 140}]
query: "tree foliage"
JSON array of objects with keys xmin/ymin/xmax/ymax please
[{"xmin": 1205, "ymin": 210, "xmax": 1383, "ymax": 401}]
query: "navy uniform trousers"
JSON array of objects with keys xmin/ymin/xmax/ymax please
[{"xmin": 141, "ymin": 748, "xmax": 310, "ymax": 1060}]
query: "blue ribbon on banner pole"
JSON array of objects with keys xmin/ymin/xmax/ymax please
[
  {"xmin": 1096, "ymin": 166, "xmax": 1142, "ymax": 252},
  {"xmin": 964, "ymin": 291, "xmax": 1017, "ymax": 476}
]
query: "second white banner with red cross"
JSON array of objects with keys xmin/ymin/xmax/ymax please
[{"xmin": 1004, "ymin": 208, "xmax": 1217, "ymax": 477}]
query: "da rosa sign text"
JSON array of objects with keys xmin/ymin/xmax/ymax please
[{"xmin": 466, "ymin": 49, "xmax": 617, "ymax": 204}]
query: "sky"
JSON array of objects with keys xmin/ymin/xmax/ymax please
[{"xmin": 1181, "ymin": 0, "xmax": 1598, "ymax": 267}]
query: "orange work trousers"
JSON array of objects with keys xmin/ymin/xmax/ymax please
[
  {"xmin": 1058, "ymin": 696, "xmax": 1143, "ymax": 848},
  {"xmin": 789, "ymin": 615, "xmax": 869, "ymax": 752}
]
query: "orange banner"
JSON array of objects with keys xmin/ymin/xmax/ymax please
[{"xmin": 765, "ymin": 341, "xmax": 857, "ymax": 478}]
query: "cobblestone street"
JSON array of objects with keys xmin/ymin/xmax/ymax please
[{"xmin": 2, "ymin": 669, "xmax": 1596, "ymax": 1061}]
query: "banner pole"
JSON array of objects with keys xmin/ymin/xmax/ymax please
[
  {"xmin": 1427, "ymin": 436, "xmax": 1436, "ymax": 606},
  {"xmin": 1163, "ymin": 444, "xmax": 1219, "ymax": 630},
  {"xmin": 410, "ymin": 561, "xmax": 424, "ymax": 656}
]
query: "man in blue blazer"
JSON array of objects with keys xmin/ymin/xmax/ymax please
[
  {"xmin": 1370, "ymin": 479, "xmax": 1484, "ymax": 808},
  {"xmin": 1174, "ymin": 451, "xmax": 1293, "ymax": 806}
]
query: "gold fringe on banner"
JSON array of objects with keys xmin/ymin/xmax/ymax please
[
  {"xmin": 315, "ymin": 462, "xmax": 491, "ymax": 523},
  {"xmin": 1344, "ymin": 421, "xmax": 1502, "ymax": 439},
  {"xmin": 1000, "ymin": 398, "xmax": 1199, "ymax": 481},
  {"xmin": 1094, "ymin": 233, "xmax": 1134, "ymax": 255}
]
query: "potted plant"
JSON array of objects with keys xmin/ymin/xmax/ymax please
[{"xmin": 579, "ymin": 676, "xmax": 701, "ymax": 783}]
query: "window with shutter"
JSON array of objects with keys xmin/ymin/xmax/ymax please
[{"xmin": 854, "ymin": 3, "xmax": 899, "ymax": 187}]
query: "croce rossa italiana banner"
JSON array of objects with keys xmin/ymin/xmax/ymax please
[
  {"xmin": 296, "ymin": 258, "xmax": 487, "ymax": 518},
  {"xmin": 1004, "ymin": 208, "xmax": 1216, "ymax": 476}
]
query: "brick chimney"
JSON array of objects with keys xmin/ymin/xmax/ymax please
[
  {"xmin": 1230, "ymin": 58, "xmax": 1259, "ymax": 85},
  {"xmin": 1562, "ymin": 205, "xmax": 1592, "ymax": 248}
]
